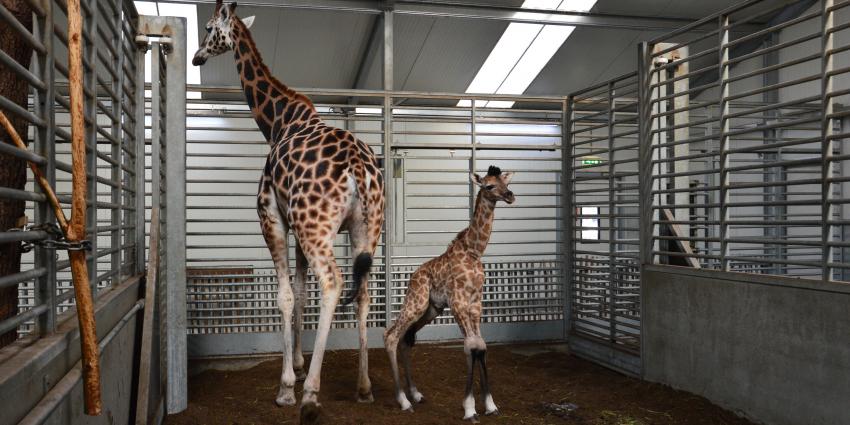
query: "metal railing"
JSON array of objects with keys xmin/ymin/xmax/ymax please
[{"xmin": 1, "ymin": 0, "xmax": 145, "ymax": 338}]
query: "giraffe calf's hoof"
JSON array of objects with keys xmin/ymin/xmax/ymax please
[
  {"xmin": 485, "ymin": 409, "xmax": 500, "ymax": 416},
  {"xmin": 463, "ymin": 413, "xmax": 480, "ymax": 423},
  {"xmin": 299, "ymin": 401, "xmax": 321, "ymax": 425},
  {"xmin": 294, "ymin": 369, "xmax": 307, "ymax": 381},
  {"xmin": 275, "ymin": 388, "xmax": 297, "ymax": 406},
  {"xmin": 411, "ymin": 390, "xmax": 425, "ymax": 403}
]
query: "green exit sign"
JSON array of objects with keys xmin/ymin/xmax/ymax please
[{"xmin": 582, "ymin": 158, "xmax": 603, "ymax": 165}]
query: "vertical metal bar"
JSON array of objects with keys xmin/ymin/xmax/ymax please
[
  {"xmin": 163, "ymin": 17, "xmax": 188, "ymax": 414},
  {"xmin": 606, "ymin": 81, "xmax": 616, "ymax": 344},
  {"xmin": 150, "ymin": 45, "xmax": 161, "ymax": 234},
  {"xmin": 841, "ymin": 117, "xmax": 850, "ymax": 282},
  {"xmin": 562, "ymin": 97, "xmax": 573, "ymax": 340},
  {"xmin": 470, "ymin": 100, "xmax": 477, "ymax": 217},
  {"xmin": 382, "ymin": 8, "xmax": 394, "ymax": 328},
  {"xmin": 134, "ymin": 47, "xmax": 146, "ymax": 275},
  {"xmin": 822, "ymin": 0, "xmax": 835, "ymax": 280},
  {"xmin": 718, "ymin": 15, "xmax": 731, "ymax": 272},
  {"xmin": 34, "ymin": 0, "xmax": 56, "ymax": 334},
  {"xmin": 85, "ymin": 0, "xmax": 99, "ymax": 294},
  {"xmin": 111, "ymin": 0, "xmax": 123, "ymax": 283},
  {"xmin": 637, "ymin": 42, "xmax": 652, "ymax": 375}
]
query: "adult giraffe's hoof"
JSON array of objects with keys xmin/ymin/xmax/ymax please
[
  {"xmin": 463, "ymin": 413, "xmax": 480, "ymax": 423},
  {"xmin": 356, "ymin": 390, "xmax": 374, "ymax": 403},
  {"xmin": 485, "ymin": 409, "xmax": 500, "ymax": 416},
  {"xmin": 411, "ymin": 389, "xmax": 425, "ymax": 403},
  {"xmin": 299, "ymin": 401, "xmax": 321, "ymax": 425},
  {"xmin": 294, "ymin": 368, "xmax": 307, "ymax": 382}
]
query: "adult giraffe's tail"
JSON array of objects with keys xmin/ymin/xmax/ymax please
[{"xmin": 341, "ymin": 162, "xmax": 375, "ymax": 306}]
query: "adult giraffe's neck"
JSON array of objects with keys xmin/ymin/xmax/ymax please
[
  {"xmin": 230, "ymin": 20, "xmax": 318, "ymax": 143},
  {"xmin": 463, "ymin": 190, "xmax": 497, "ymax": 256}
]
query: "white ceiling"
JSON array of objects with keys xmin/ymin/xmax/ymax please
[{"xmin": 186, "ymin": 0, "xmax": 795, "ymax": 101}]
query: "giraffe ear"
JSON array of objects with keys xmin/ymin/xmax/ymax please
[
  {"xmin": 501, "ymin": 171, "xmax": 514, "ymax": 184},
  {"xmin": 241, "ymin": 15, "xmax": 255, "ymax": 28},
  {"xmin": 470, "ymin": 173, "xmax": 483, "ymax": 187}
]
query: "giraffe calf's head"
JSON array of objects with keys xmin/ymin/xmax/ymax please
[
  {"xmin": 471, "ymin": 165, "xmax": 516, "ymax": 204},
  {"xmin": 192, "ymin": 0, "xmax": 254, "ymax": 66}
]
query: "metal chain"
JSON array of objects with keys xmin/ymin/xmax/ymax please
[{"xmin": 9, "ymin": 222, "xmax": 92, "ymax": 253}]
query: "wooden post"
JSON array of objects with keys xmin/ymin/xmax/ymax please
[{"xmin": 66, "ymin": 0, "xmax": 102, "ymax": 414}]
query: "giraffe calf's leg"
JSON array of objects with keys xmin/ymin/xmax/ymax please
[
  {"xmin": 383, "ymin": 276, "xmax": 429, "ymax": 412},
  {"xmin": 475, "ymin": 342, "xmax": 498, "ymax": 415},
  {"xmin": 401, "ymin": 304, "xmax": 441, "ymax": 404}
]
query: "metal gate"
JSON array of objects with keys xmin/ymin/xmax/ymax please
[
  {"xmin": 178, "ymin": 89, "xmax": 567, "ymax": 357},
  {"xmin": 566, "ymin": 73, "xmax": 642, "ymax": 375}
]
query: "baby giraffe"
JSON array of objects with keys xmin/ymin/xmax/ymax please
[{"xmin": 384, "ymin": 165, "xmax": 515, "ymax": 421}]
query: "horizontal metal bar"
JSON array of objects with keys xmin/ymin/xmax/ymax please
[{"xmin": 0, "ymin": 267, "xmax": 46, "ymax": 289}]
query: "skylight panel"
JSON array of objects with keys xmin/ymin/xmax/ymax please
[{"xmin": 458, "ymin": 0, "xmax": 597, "ymax": 108}]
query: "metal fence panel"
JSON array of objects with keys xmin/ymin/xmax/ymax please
[
  {"xmin": 567, "ymin": 72, "xmax": 642, "ymax": 355},
  {"xmin": 3, "ymin": 0, "xmax": 144, "ymax": 338}
]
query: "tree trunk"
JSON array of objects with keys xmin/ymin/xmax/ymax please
[{"xmin": 0, "ymin": 0, "xmax": 34, "ymax": 347}]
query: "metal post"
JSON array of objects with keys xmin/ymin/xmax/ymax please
[
  {"xmin": 134, "ymin": 47, "xmax": 146, "ymax": 275},
  {"xmin": 85, "ymin": 0, "xmax": 99, "ymax": 294},
  {"xmin": 34, "ymin": 0, "xmax": 56, "ymax": 334},
  {"xmin": 606, "ymin": 81, "xmax": 616, "ymax": 344},
  {"xmin": 718, "ymin": 15, "xmax": 731, "ymax": 271},
  {"xmin": 636, "ymin": 41, "xmax": 654, "ymax": 377},
  {"xmin": 382, "ymin": 7, "xmax": 394, "ymax": 328},
  {"xmin": 561, "ymin": 97, "xmax": 573, "ymax": 340},
  {"xmin": 469, "ymin": 101, "xmax": 477, "ymax": 216},
  {"xmin": 111, "ymin": 0, "xmax": 123, "ymax": 284},
  {"xmin": 162, "ymin": 18, "xmax": 188, "ymax": 414},
  {"xmin": 822, "ymin": 0, "xmax": 835, "ymax": 280}
]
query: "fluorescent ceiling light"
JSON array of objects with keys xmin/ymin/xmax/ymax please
[
  {"xmin": 135, "ymin": 1, "xmax": 201, "ymax": 98},
  {"xmin": 458, "ymin": 0, "xmax": 596, "ymax": 108}
]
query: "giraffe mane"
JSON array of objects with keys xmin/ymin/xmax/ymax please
[
  {"xmin": 231, "ymin": 17, "xmax": 317, "ymax": 112},
  {"xmin": 487, "ymin": 165, "xmax": 501, "ymax": 177}
]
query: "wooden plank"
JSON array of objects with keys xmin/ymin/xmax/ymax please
[
  {"xmin": 135, "ymin": 207, "xmax": 160, "ymax": 425},
  {"xmin": 661, "ymin": 208, "xmax": 701, "ymax": 268}
]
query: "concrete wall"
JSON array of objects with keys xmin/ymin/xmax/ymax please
[
  {"xmin": 642, "ymin": 266, "xmax": 850, "ymax": 425},
  {"xmin": 0, "ymin": 277, "xmax": 148, "ymax": 425}
]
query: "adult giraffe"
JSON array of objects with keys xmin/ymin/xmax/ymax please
[{"xmin": 192, "ymin": 2, "xmax": 385, "ymax": 423}]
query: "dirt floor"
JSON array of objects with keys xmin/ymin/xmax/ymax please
[{"xmin": 165, "ymin": 343, "xmax": 754, "ymax": 425}]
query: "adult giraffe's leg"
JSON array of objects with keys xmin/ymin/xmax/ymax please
[
  {"xmin": 257, "ymin": 187, "xmax": 296, "ymax": 406},
  {"xmin": 400, "ymin": 304, "xmax": 442, "ymax": 404},
  {"xmin": 383, "ymin": 271, "xmax": 430, "ymax": 411},
  {"xmin": 299, "ymin": 239, "xmax": 342, "ymax": 425},
  {"xmin": 293, "ymin": 243, "xmax": 308, "ymax": 380},
  {"xmin": 348, "ymin": 217, "xmax": 379, "ymax": 402}
]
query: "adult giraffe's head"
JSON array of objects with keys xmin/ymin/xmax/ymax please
[
  {"xmin": 471, "ymin": 165, "xmax": 516, "ymax": 204},
  {"xmin": 192, "ymin": 0, "xmax": 254, "ymax": 66}
]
